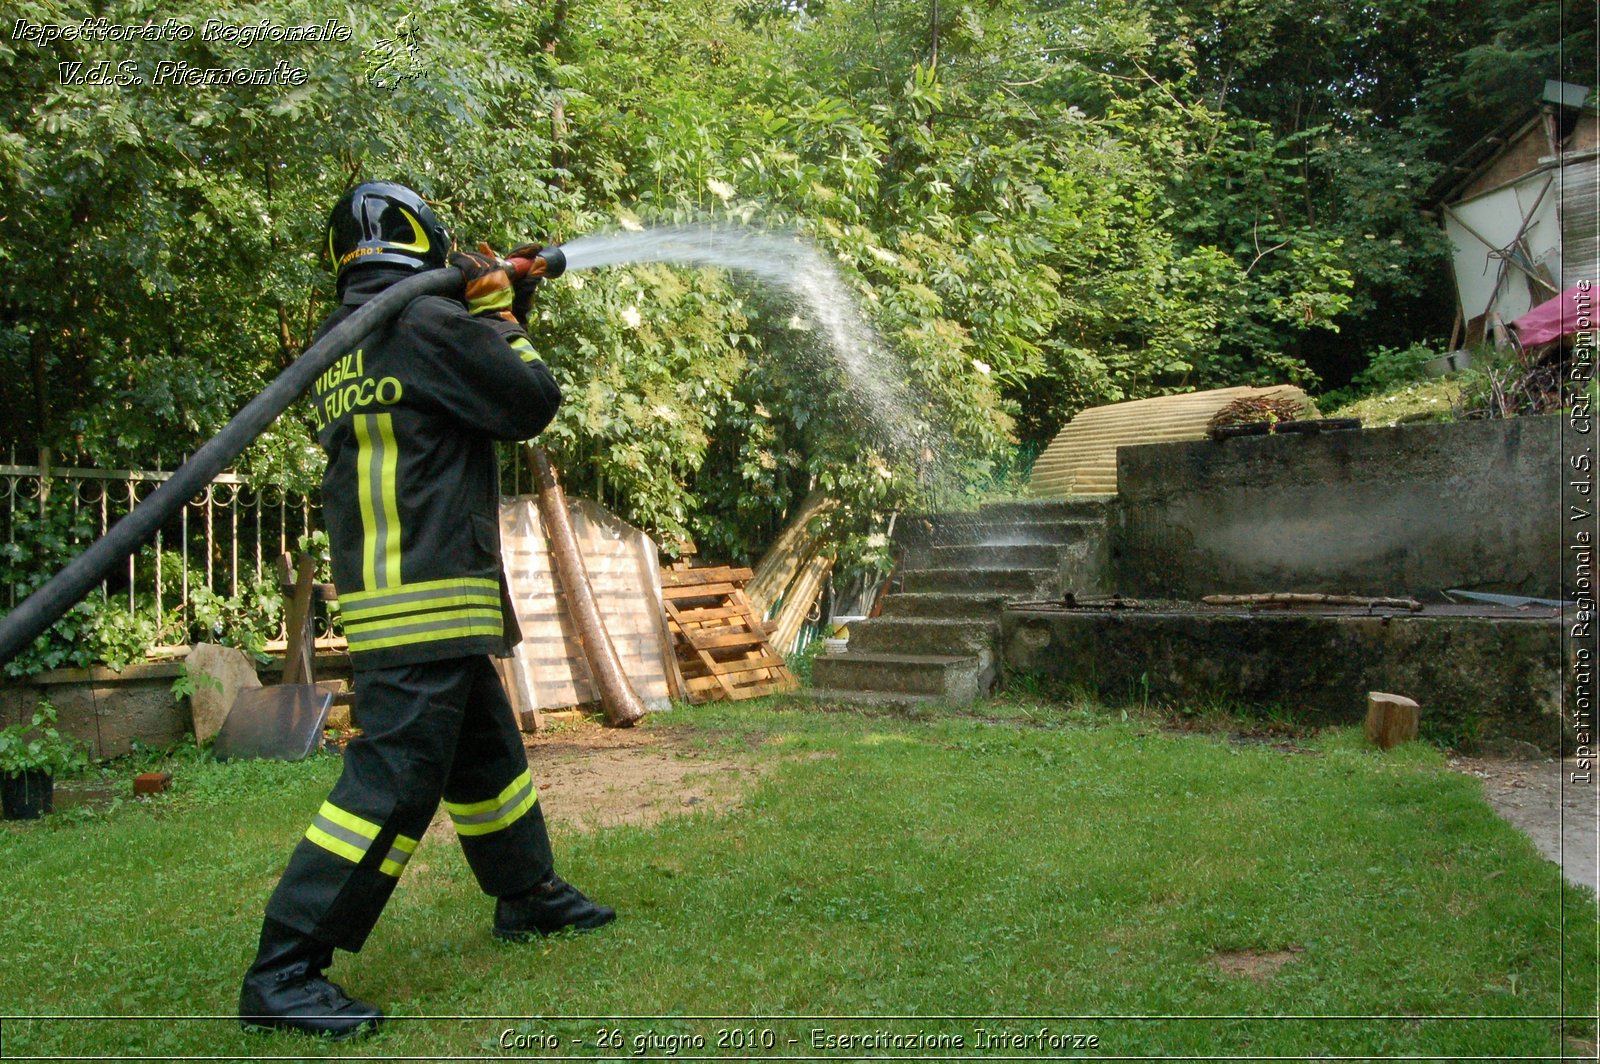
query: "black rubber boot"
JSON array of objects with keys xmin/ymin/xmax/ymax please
[
  {"xmin": 238, "ymin": 919, "xmax": 383, "ymax": 1040},
  {"xmin": 493, "ymin": 874, "xmax": 616, "ymax": 941}
]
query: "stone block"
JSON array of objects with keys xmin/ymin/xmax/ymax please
[{"xmin": 185, "ymin": 643, "xmax": 261, "ymax": 744}]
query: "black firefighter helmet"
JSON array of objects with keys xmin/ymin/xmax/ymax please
[{"xmin": 325, "ymin": 181, "xmax": 450, "ymax": 285}]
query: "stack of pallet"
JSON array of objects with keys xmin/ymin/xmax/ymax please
[
  {"xmin": 661, "ymin": 564, "xmax": 797, "ymax": 702},
  {"xmin": 744, "ymin": 491, "xmax": 837, "ymax": 654}
]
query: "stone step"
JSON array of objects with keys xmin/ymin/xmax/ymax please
[
  {"xmin": 811, "ymin": 651, "xmax": 983, "ymax": 701},
  {"xmin": 803, "ymin": 688, "xmax": 941, "ymax": 711},
  {"xmin": 847, "ymin": 617, "xmax": 1000, "ymax": 658},
  {"xmin": 897, "ymin": 518, "xmax": 1101, "ymax": 548},
  {"xmin": 879, "ymin": 592, "xmax": 1013, "ymax": 619},
  {"xmin": 972, "ymin": 499, "xmax": 1109, "ymax": 522},
  {"xmin": 911, "ymin": 543, "xmax": 1065, "ymax": 571},
  {"xmin": 900, "ymin": 567, "xmax": 1057, "ymax": 595}
]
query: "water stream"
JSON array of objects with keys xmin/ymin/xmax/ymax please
[{"xmin": 559, "ymin": 224, "xmax": 931, "ymax": 460}]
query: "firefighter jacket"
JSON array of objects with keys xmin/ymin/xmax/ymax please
[{"xmin": 310, "ymin": 267, "xmax": 562, "ymax": 670}]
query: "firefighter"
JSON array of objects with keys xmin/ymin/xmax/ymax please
[{"xmin": 239, "ymin": 182, "xmax": 613, "ymax": 1039}]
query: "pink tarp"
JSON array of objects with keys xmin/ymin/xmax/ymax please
[{"xmin": 1509, "ymin": 284, "xmax": 1593, "ymax": 347}]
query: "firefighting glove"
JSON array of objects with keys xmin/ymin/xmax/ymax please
[
  {"xmin": 506, "ymin": 243, "xmax": 550, "ymax": 325},
  {"xmin": 450, "ymin": 243, "xmax": 516, "ymax": 321}
]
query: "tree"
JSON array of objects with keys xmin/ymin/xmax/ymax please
[{"xmin": 0, "ymin": 0, "xmax": 1583, "ymax": 581}]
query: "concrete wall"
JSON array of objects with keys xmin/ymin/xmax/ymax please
[
  {"xmin": 1002, "ymin": 608, "xmax": 1569, "ymax": 752},
  {"xmin": 0, "ymin": 662, "xmax": 188, "ymax": 760},
  {"xmin": 1111, "ymin": 416, "xmax": 1564, "ymax": 601},
  {"xmin": 0, "ymin": 652, "xmax": 353, "ymax": 759}
]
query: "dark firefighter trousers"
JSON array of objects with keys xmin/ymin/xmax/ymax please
[{"xmin": 264, "ymin": 655, "xmax": 554, "ymax": 952}]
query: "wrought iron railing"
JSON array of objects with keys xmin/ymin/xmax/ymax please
[{"xmin": 0, "ymin": 454, "xmax": 319, "ymax": 649}]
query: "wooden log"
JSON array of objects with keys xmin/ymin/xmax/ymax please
[
  {"xmin": 524, "ymin": 445, "xmax": 646, "ymax": 727},
  {"xmin": 769, "ymin": 550, "xmax": 833, "ymax": 655},
  {"xmin": 281, "ymin": 555, "xmax": 318, "ymax": 686},
  {"xmin": 1203, "ymin": 593, "xmax": 1424, "ymax": 612},
  {"xmin": 1365, "ymin": 692, "xmax": 1420, "ymax": 750},
  {"xmin": 747, "ymin": 491, "xmax": 837, "ymax": 618}
]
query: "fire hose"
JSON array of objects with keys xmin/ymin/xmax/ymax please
[{"xmin": 0, "ymin": 249, "xmax": 648, "ymax": 726}]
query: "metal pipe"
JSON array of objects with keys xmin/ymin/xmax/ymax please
[
  {"xmin": 0, "ymin": 266, "xmax": 462, "ymax": 666},
  {"xmin": 522, "ymin": 443, "xmax": 647, "ymax": 728}
]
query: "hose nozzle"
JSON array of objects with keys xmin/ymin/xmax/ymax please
[{"xmin": 507, "ymin": 245, "xmax": 566, "ymax": 281}]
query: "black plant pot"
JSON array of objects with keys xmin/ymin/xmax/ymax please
[{"xmin": 1, "ymin": 769, "xmax": 54, "ymax": 820}]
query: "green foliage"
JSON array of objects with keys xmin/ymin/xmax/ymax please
[
  {"xmin": 0, "ymin": 490, "xmax": 288, "ymax": 675},
  {"xmin": 1319, "ymin": 341, "xmax": 1440, "ymax": 409},
  {"xmin": 784, "ymin": 630, "xmax": 829, "ymax": 685},
  {"xmin": 0, "ymin": 0, "xmax": 1570, "ymax": 582},
  {"xmin": 169, "ymin": 665, "xmax": 223, "ymax": 706},
  {"xmin": 185, "ymin": 576, "xmax": 283, "ymax": 662},
  {"xmin": 1326, "ymin": 376, "xmax": 1459, "ymax": 427},
  {"xmin": 0, "ymin": 700, "xmax": 91, "ymax": 776},
  {"xmin": 0, "ymin": 495, "xmax": 157, "ymax": 676}
]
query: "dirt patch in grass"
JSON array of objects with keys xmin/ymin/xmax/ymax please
[
  {"xmin": 420, "ymin": 716, "xmax": 767, "ymax": 842},
  {"xmin": 1209, "ymin": 946, "xmax": 1305, "ymax": 982},
  {"xmin": 527, "ymin": 719, "xmax": 765, "ymax": 831}
]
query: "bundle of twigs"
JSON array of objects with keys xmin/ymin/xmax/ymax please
[
  {"xmin": 1462, "ymin": 355, "xmax": 1565, "ymax": 421},
  {"xmin": 1206, "ymin": 394, "xmax": 1314, "ymax": 432}
]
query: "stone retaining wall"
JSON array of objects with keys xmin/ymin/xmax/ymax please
[
  {"xmin": 1111, "ymin": 416, "xmax": 1565, "ymax": 601},
  {"xmin": 0, "ymin": 652, "xmax": 352, "ymax": 758},
  {"xmin": 1003, "ymin": 608, "xmax": 1569, "ymax": 752}
]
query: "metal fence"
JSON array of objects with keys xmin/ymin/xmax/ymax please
[
  {"xmin": 2, "ymin": 445, "xmax": 586, "ymax": 655},
  {"xmin": 0, "ymin": 455, "xmax": 320, "ymax": 647}
]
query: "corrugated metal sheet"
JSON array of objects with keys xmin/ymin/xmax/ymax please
[
  {"xmin": 1445, "ymin": 171, "xmax": 1562, "ymax": 325},
  {"xmin": 1560, "ymin": 155, "xmax": 1600, "ymax": 289},
  {"xmin": 1027, "ymin": 385, "xmax": 1312, "ymax": 498}
]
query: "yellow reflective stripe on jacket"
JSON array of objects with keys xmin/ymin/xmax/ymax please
[
  {"xmin": 343, "ymin": 609, "xmax": 503, "ymax": 652},
  {"xmin": 379, "ymin": 833, "xmax": 419, "ymax": 878},
  {"xmin": 508, "ymin": 336, "xmax": 537, "ymax": 362},
  {"xmin": 341, "ymin": 594, "xmax": 499, "ymax": 624},
  {"xmin": 445, "ymin": 769, "xmax": 537, "ymax": 837},
  {"xmin": 338, "ymin": 575, "xmax": 503, "ymax": 654},
  {"xmin": 305, "ymin": 801, "xmax": 380, "ymax": 865},
  {"xmin": 339, "ymin": 577, "xmax": 500, "ymax": 622},
  {"xmin": 353, "ymin": 413, "xmax": 402, "ymax": 590},
  {"xmin": 343, "ymin": 605, "xmax": 502, "ymax": 634}
]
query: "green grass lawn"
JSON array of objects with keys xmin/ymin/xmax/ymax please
[
  {"xmin": 1, "ymin": 697, "xmax": 1594, "ymax": 1059},
  {"xmin": 1326, "ymin": 377, "xmax": 1461, "ymax": 427}
]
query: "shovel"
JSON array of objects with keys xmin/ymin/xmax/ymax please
[{"xmin": 213, "ymin": 555, "xmax": 335, "ymax": 762}]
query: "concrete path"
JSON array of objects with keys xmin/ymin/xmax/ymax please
[{"xmin": 1451, "ymin": 756, "xmax": 1598, "ymax": 894}]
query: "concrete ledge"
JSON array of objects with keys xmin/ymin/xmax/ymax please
[
  {"xmin": 0, "ymin": 650, "xmax": 354, "ymax": 759},
  {"xmin": 1002, "ymin": 607, "xmax": 1569, "ymax": 752}
]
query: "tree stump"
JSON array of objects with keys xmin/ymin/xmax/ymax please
[{"xmin": 1365, "ymin": 692, "xmax": 1420, "ymax": 750}]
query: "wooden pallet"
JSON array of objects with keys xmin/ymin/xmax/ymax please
[{"xmin": 661, "ymin": 564, "xmax": 797, "ymax": 702}]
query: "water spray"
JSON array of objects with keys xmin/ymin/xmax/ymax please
[
  {"xmin": 0, "ymin": 225, "xmax": 918, "ymax": 668},
  {"xmin": 554, "ymin": 225, "xmax": 931, "ymax": 459}
]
